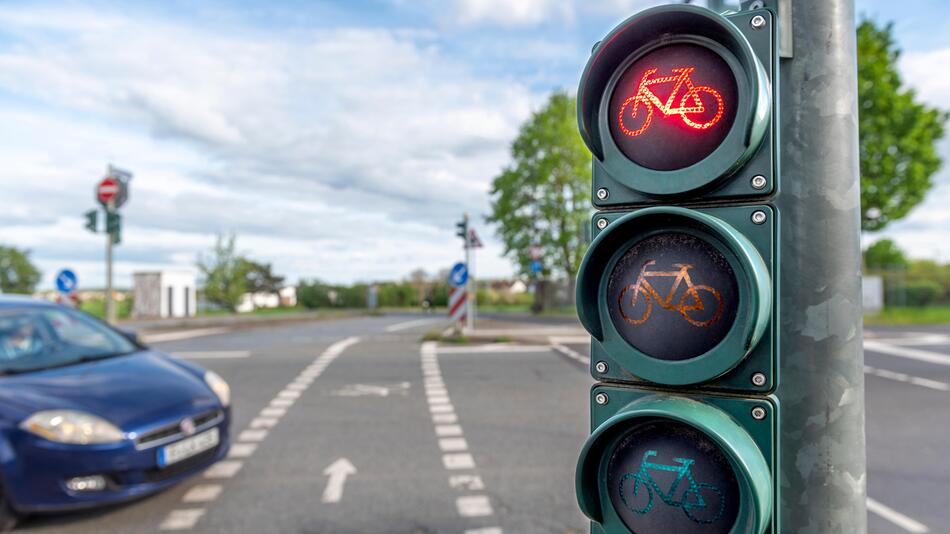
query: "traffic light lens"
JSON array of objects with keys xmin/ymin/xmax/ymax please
[
  {"xmin": 608, "ymin": 44, "xmax": 738, "ymax": 171},
  {"xmin": 606, "ymin": 419, "xmax": 740, "ymax": 534},
  {"xmin": 606, "ymin": 231, "xmax": 739, "ymax": 360}
]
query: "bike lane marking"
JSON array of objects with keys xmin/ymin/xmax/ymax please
[
  {"xmin": 864, "ymin": 340, "xmax": 950, "ymax": 366},
  {"xmin": 864, "ymin": 365, "xmax": 949, "ymax": 392},
  {"xmin": 867, "ymin": 497, "xmax": 930, "ymax": 533},
  {"xmin": 421, "ymin": 342, "xmax": 503, "ymax": 531},
  {"xmin": 158, "ymin": 336, "xmax": 360, "ymax": 531}
]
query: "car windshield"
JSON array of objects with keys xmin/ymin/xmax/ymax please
[{"xmin": 0, "ymin": 307, "xmax": 137, "ymax": 374}]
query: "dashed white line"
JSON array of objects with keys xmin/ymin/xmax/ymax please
[
  {"xmin": 259, "ymin": 407, "xmax": 287, "ymax": 418},
  {"xmin": 227, "ymin": 443, "xmax": 257, "ymax": 458},
  {"xmin": 182, "ymin": 485, "xmax": 223, "ymax": 504},
  {"xmin": 160, "ymin": 509, "xmax": 206, "ymax": 530},
  {"xmin": 449, "ymin": 475, "xmax": 485, "ymax": 491},
  {"xmin": 238, "ymin": 429, "xmax": 269, "ymax": 442},
  {"xmin": 868, "ymin": 497, "xmax": 930, "ymax": 533},
  {"xmin": 439, "ymin": 438, "xmax": 469, "ymax": 452},
  {"xmin": 864, "ymin": 366, "xmax": 949, "ymax": 391},
  {"xmin": 443, "ymin": 453, "xmax": 476, "ymax": 470},
  {"xmin": 436, "ymin": 344, "xmax": 552, "ymax": 354},
  {"xmin": 456, "ymin": 495, "xmax": 494, "ymax": 517},
  {"xmin": 249, "ymin": 417, "xmax": 279, "ymax": 429},
  {"xmin": 465, "ymin": 528, "xmax": 503, "ymax": 534},
  {"xmin": 204, "ymin": 460, "xmax": 243, "ymax": 479},
  {"xmin": 435, "ymin": 424, "xmax": 463, "ymax": 437}
]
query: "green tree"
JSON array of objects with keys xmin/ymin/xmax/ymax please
[
  {"xmin": 197, "ymin": 234, "xmax": 248, "ymax": 311},
  {"xmin": 858, "ymin": 20, "xmax": 947, "ymax": 231},
  {"xmin": 240, "ymin": 259, "xmax": 285, "ymax": 294},
  {"xmin": 488, "ymin": 91, "xmax": 591, "ymax": 290},
  {"xmin": 0, "ymin": 246, "xmax": 41, "ymax": 294},
  {"xmin": 864, "ymin": 238, "xmax": 908, "ymax": 270}
]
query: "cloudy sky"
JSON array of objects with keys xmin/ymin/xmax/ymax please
[{"xmin": 0, "ymin": 0, "xmax": 946, "ymax": 290}]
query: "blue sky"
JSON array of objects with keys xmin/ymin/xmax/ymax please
[{"xmin": 0, "ymin": 0, "xmax": 947, "ymax": 289}]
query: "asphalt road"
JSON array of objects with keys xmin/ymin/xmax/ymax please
[{"xmin": 13, "ymin": 314, "xmax": 950, "ymax": 533}]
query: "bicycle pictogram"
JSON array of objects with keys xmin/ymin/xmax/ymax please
[
  {"xmin": 617, "ymin": 66, "xmax": 725, "ymax": 137},
  {"xmin": 618, "ymin": 260, "xmax": 724, "ymax": 327},
  {"xmin": 620, "ymin": 450, "xmax": 726, "ymax": 525}
]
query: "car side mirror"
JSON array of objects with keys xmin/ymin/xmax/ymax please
[{"xmin": 118, "ymin": 328, "xmax": 143, "ymax": 347}]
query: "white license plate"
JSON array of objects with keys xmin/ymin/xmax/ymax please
[{"xmin": 158, "ymin": 427, "xmax": 219, "ymax": 467}]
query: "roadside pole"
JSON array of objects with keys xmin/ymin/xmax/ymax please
[
  {"xmin": 776, "ymin": 0, "xmax": 867, "ymax": 530},
  {"xmin": 465, "ymin": 232, "xmax": 474, "ymax": 331},
  {"xmin": 105, "ymin": 200, "xmax": 115, "ymax": 324}
]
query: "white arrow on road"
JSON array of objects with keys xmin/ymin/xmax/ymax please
[{"xmin": 322, "ymin": 458, "xmax": 356, "ymax": 504}]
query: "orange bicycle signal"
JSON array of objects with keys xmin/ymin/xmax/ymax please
[
  {"xmin": 617, "ymin": 66, "xmax": 725, "ymax": 137},
  {"xmin": 618, "ymin": 260, "xmax": 725, "ymax": 327}
]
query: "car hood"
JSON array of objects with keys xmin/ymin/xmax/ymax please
[{"xmin": 0, "ymin": 351, "xmax": 217, "ymax": 431}]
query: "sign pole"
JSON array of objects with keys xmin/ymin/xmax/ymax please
[
  {"xmin": 104, "ymin": 202, "xmax": 115, "ymax": 324},
  {"xmin": 776, "ymin": 0, "xmax": 867, "ymax": 530},
  {"xmin": 465, "ymin": 228, "xmax": 474, "ymax": 331}
]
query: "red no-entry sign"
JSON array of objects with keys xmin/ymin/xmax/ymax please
[{"xmin": 97, "ymin": 177, "xmax": 120, "ymax": 206}]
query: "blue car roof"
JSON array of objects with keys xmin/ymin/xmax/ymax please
[{"xmin": 0, "ymin": 295, "xmax": 58, "ymax": 309}]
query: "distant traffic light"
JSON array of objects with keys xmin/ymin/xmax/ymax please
[
  {"xmin": 573, "ymin": 5, "xmax": 779, "ymax": 533},
  {"xmin": 456, "ymin": 215, "xmax": 469, "ymax": 242},
  {"xmin": 106, "ymin": 212, "xmax": 121, "ymax": 245},
  {"xmin": 84, "ymin": 209, "xmax": 98, "ymax": 233}
]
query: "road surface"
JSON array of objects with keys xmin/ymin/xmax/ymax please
[{"xmin": 14, "ymin": 314, "xmax": 949, "ymax": 533}]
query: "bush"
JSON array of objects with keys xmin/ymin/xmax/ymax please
[{"xmin": 889, "ymin": 280, "xmax": 944, "ymax": 307}]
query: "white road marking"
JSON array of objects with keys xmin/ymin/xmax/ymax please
[
  {"xmin": 228, "ymin": 443, "xmax": 257, "ymax": 458},
  {"xmin": 260, "ymin": 407, "xmax": 287, "ymax": 418},
  {"xmin": 322, "ymin": 458, "xmax": 357, "ymax": 504},
  {"xmin": 203, "ymin": 460, "xmax": 243, "ymax": 479},
  {"xmin": 435, "ymin": 424, "xmax": 463, "ymax": 437},
  {"xmin": 182, "ymin": 485, "xmax": 223, "ymax": 503},
  {"xmin": 864, "ymin": 366, "xmax": 950, "ymax": 392},
  {"xmin": 867, "ymin": 497, "xmax": 930, "ymax": 533},
  {"xmin": 864, "ymin": 340, "xmax": 950, "ymax": 366},
  {"xmin": 160, "ymin": 509, "xmax": 206, "ymax": 530},
  {"xmin": 439, "ymin": 438, "xmax": 468, "ymax": 452},
  {"xmin": 287, "ymin": 382, "xmax": 309, "ymax": 391},
  {"xmin": 172, "ymin": 351, "xmax": 250, "ymax": 359},
  {"xmin": 443, "ymin": 453, "xmax": 476, "ymax": 470},
  {"xmin": 449, "ymin": 475, "xmax": 485, "ymax": 491},
  {"xmin": 250, "ymin": 417, "xmax": 279, "ymax": 429},
  {"xmin": 385, "ymin": 318, "xmax": 442, "ymax": 332},
  {"xmin": 144, "ymin": 328, "xmax": 230, "ymax": 343},
  {"xmin": 464, "ymin": 528, "xmax": 503, "ymax": 534},
  {"xmin": 428, "ymin": 395, "xmax": 451, "ymax": 405},
  {"xmin": 159, "ymin": 336, "xmax": 362, "ymax": 531},
  {"xmin": 436, "ymin": 344, "xmax": 553, "ymax": 354},
  {"xmin": 238, "ymin": 429, "xmax": 269, "ymax": 442},
  {"xmin": 456, "ymin": 495, "xmax": 494, "ymax": 517},
  {"xmin": 430, "ymin": 404, "xmax": 454, "ymax": 414},
  {"xmin": 332, "ymin": 382, "xmax": 411, "ymax": 397},
  {"xmin": 549, "ymin": 342, "xmax": 591, "ymax": 366},
  {"xmin": 867, "ymin": 333, "xmax": 950, "ymax": 346},
  {"xmin": 549, "ymin": 336, "xmax": 590, "ymax": 345},
  {"xmin": 433, "ymin": 413, "xmax": 459, "ymax": 424}
]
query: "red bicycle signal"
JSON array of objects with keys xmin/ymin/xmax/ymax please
[{"xmin": 617, "ymin": 66, "xmax": 725, "ymax": 138}]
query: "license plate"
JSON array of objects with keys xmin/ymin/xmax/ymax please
[{"xmin": 158, "ymin": 427, "xmax": 219, "ymax": 468}]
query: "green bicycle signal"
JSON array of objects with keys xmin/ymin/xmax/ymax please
[{"xmin": 621, "ymin": 450, "xmax": 726, "ymax": 525}]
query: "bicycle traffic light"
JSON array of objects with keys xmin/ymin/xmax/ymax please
[
  {"xmin": 573, "ymin": 4, "xmax": 779, "ymax": 534},
  {"xmin": 106, "ymin": 212, "xmax": 121, "ymax": 245},
  {"xmin": 84, "ymin": 209, "xmax": 98, "ymax": 233},
  {"xmin": 456, "ymin": 215, "xmax": 468, "ymax": 242}
]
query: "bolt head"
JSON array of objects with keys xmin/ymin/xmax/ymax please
[
  {"xmin": 750, "ymin": 14, "xmax": 767, "ymax": 29},
  {"xmin": 751, "ymin": 372, "xmax": 767, "ymax": 387},
  {"xmin": 596, "ymin": 188, "xmax": 609, "ymax": 201},
  {"xmin": 594, "ymin": 392, "xmax": 609, "ymax": 406},
  {"xmin": 751, "ymin": 210, "xmax": 767, "ymax": 225},
  {"xmin": 751, "ymin": 406, "xmax": 767, "ymax": 420},
  {"xmin": 751, "ymin": 175, "xmax": 767, "ymax": 190},
  {"xmin": 596, "ymin": 218, "xmax": 608, "ymax": 230},
  {"xmin": 595, "ymin": 361, "xmax": 609, "ymax": 374}
]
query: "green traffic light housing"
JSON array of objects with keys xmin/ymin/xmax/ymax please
[
  {"xmin": 576, "ymin": 206, "xmax": 774, "ymax": 389},
  {"xmin": 576, "ymin": 388, "xmax": 777, "ymax": 534},
  {"xmin": 577, "ymin": 4, "xmax": 777, "ymax": 205}
]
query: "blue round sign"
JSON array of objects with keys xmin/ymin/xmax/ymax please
[
  {"xmin": 449, "ymin": 262, "xmax": 468, "ymax": 288},
  {"xmin": 55, "ymin": 269, "xmax": 78, "ymax": 294}
]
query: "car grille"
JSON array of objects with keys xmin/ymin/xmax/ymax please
[
  {"xmin": 135, "ymin": 409, "xmax": 223, "ymax": 450},
  {"xmin": 142, "ymin": 447, "xmax": 221, "ymax": 483}
]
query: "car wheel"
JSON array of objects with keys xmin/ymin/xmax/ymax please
[{"xmin": 0, "ymin": 493, "xmax": 18, "ymax": 532}]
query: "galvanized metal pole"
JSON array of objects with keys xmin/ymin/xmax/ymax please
[
  {"xmin": 465, "ymin": 213, "xmax": 474, "ymax": 331},
  {"xmin": 777, "ymin": 0, "xmax": 867, "ymax": 532}
]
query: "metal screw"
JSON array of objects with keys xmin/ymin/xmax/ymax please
[
  {"xmin": 751, "ymin": 372, "xmax": 767, "ymax": 387},
  {"xmin": 751, "ymin": 210, "xmax": 767, "ymax": 225},
  {"xmin": 750, "ymin": 15, "xmax": 767, "ymax": 29},
  {"xmin": 596, "ymin": 218, "xmax": 608, "ymax": 230},
  {"xmin": 595, "ymin": 361, "xmax": 609, "ymax": 374},
  {"xmin": 596, "ymin": 188, "xmax": 609, "ymax": 201},
  {"xmin": 595, "ymin": 392, "xmax": 609, "ymax": 406},
  {"xmin": 751, "ymin": 406, "xmax": 767, "ymax": 420},
  {"xmin": 751, "ymin": 175, "xmax": 767, "ymax": 190}
]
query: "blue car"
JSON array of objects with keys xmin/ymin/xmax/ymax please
[{"xmin": 0, "ymin": 297, "xmax": 231, "ymax": 530}]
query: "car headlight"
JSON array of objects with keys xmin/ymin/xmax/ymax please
[
  {"xmin": 204, "ymin": 371, "xmax": 230, "ymax": 407},
  {"xmin": 20, "ymin": 410, "xmax": 124, "ymax": 444}
]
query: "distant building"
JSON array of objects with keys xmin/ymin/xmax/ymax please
[
  {"xmin": 279, "ymin": 286, "xmax": 297, "ymax": 307},
  {"xmin": 132, "ymin": 270, "xmax": 197, "ymax": 318}
]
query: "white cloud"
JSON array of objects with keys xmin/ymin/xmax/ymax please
[
  {"xmin": 0, "ymin": 6, "xmax": 538, "ymax": 289},
  {"xmin": 454, "ymin": 0, "xmax": 574, "ymax": 26}
]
